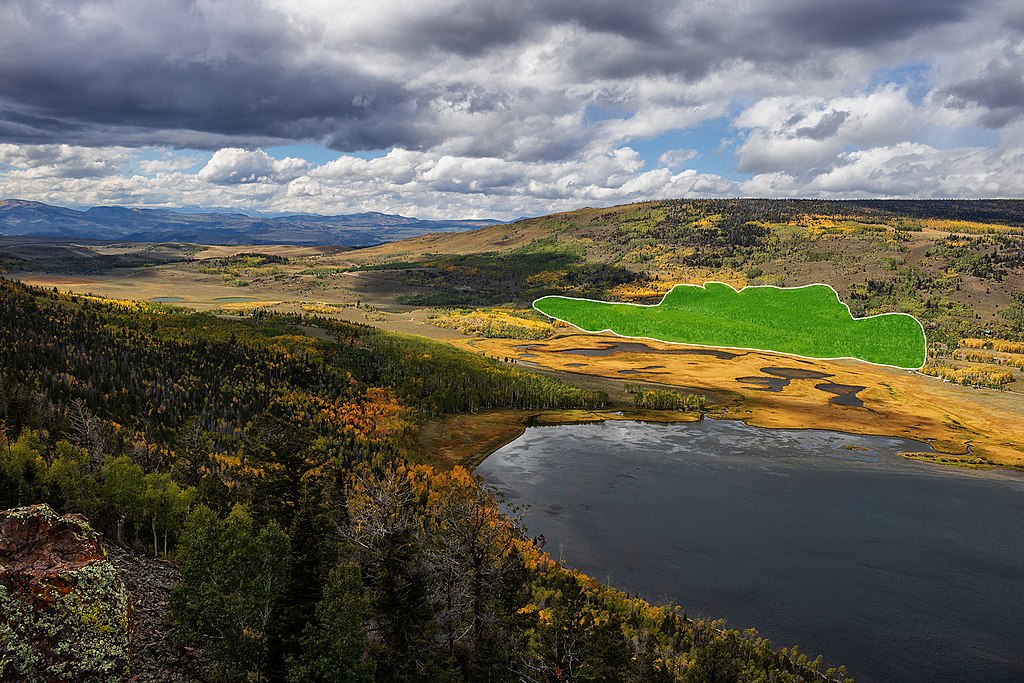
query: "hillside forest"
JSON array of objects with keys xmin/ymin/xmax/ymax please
[{"xmin": 0, "ymin": 279, "xmax": 849, "ymax": 682}]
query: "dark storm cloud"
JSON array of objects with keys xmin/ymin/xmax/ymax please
[
  {"xmin": 369, "ymin": 3, "xmax": 530, "ymax": 58},
  {"xmin": 0, "ymin": 0, "xmax": 423, "ymax": 150},
  {"xmin": 795, "ymin": 111, "xmax": 850, "ymax": 140},
  {"xmin": 3, "ymin": 57, "xmax": 409, "ymax": 138},
  {"xmin": 0, "ymin": 0, "xmax": 1011, "ymax": 158},
  {"xmin": 366, "ymin": 0, "xmax": 678, "ymax": 59},
  {"xmin": 769, "ymin": 0, "xmax": 967, "ymax": 47},
  {"xmin": 0, "ymin": 108, "xmax": 87, "ymax": 144},
  {"xmin": 518, "ymin": 0, "xmax": 968, "ymax": 84},
  {"xmin": 0, "ymin": 0, "xmax": 687, "ymax": 150},
  {"xmin": 942, "ymin": 54, "xmax": 1024, "ymax": 127},
  {"xmin": 540, "ymin": 0, "xmax": 676, "ymax": 44}
]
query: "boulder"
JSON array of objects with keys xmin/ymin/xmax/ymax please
[{"xmin": 0, "ymin": 504, "xmax": 132, "ymax": 682}]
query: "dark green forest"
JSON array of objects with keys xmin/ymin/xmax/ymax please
[{"xmin": 0, "ymin": 278, "xmax": 850, "ymax": 682}]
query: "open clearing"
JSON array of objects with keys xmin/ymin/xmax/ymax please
[{"xmin": 534, "ymin": 282, "xmax": 927, "ymax": 369}]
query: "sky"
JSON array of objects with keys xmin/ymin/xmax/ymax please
[{"xmin": 0, "ymin": 0, "xmax": 1022, "ymax": 220}]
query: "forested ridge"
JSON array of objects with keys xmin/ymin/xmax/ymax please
[{"xmin": 0, "ymin": 278, "xmax": 851, "ymax": 682}]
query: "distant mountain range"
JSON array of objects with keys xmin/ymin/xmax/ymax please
[{"xmin": 0, "ymin": 199, "xmax": 504, "ymax": 246}]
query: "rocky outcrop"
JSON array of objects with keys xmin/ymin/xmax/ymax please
[{"xmin": 0, "ymin": 504, "xmax": 132, "ymax": 682}]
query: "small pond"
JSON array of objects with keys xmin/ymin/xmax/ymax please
[{"xmin": 815, "ymin": 382, "xmax": 867, "ymax": 407}]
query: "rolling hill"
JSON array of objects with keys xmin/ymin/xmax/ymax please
[{"xmin": 343, "ymin": 199, "xmax": 1024, "ymax": 348}]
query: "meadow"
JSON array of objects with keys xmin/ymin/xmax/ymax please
[{"xmin": 534, "ymin": 282, "xmax": 927, "ymax": 369}]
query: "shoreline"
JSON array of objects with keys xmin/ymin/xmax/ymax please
[{"xmin": 423, "ymin": 406, "xmax": 1024, "ymax": 478}]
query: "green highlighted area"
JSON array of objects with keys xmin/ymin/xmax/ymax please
[{"xmin": 534, "ymin": 282, "xmax": 927, "ymax": 369}]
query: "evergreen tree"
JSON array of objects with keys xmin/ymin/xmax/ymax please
[
  {"xmin": 45, "ymin": 440, "xmax": 101, "ymax": 516},
  {"xmin": 171, "ymin": 504, "xmax": 290, "ymax": 682},
  {"xmin": 287, "ymin": 563, "xmax": 373, "ymax": 683},
  {"xmin": 344, "ymin": 469, "xmax": 436, "ymax": 682}
]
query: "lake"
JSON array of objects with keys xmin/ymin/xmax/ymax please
[{"xmin": 476, "ymin": 419, "xmax": 1024, "ymax": 683}]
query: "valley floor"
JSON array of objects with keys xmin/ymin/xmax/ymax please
[{"xmin": 12, "ymin": 247, "xmax": 1024, "ymax": 471}]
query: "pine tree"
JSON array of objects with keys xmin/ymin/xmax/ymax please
[{"xmin": 287, "ymin": 563, "xmax": 373, "ymax": 683}]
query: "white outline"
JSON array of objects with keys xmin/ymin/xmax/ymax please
[{"xmin": 532, "ymin": 281, "xmax": 928, "ymax": 371}]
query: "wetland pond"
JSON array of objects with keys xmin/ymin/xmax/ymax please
[{"xmin": 476, "ymin": 419, "xmax": 1024, "ymax": 683}]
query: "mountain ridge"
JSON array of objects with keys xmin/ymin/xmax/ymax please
[{"xmin": 0, "ymin": 199, "xmax": 504, "ymax": 246}]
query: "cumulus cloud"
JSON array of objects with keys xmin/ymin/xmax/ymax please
[
  {"xmin": 0, "ymin": 144, "xmax": 740, "ymax": 218},
  {"xmin": 197, "ymin": 148, "xmax": 309, "ymax": 184},
  {"xmin": 740, "ymin": 142, "xmax": 1024, "ymax": 198},
  {"xmin": 733, "ymin": 86, "xmax": 919, "ymax": 175},
  {"xmin": 658, "ymin": 149, "xmax": 699, "ymax": 169},
  {"xmin": 0, "ymin": 0, "xmax": 1021, "ymax": 211},
  {"xmin": 135, "ymin": 153, "xmax": 205, "ymax": 174},
  {"xmin": 0, "ymin": 143, "xmax": 129, "ymax": 178},
  {"xmin": 299, "ymin": 146, "xmax": 733, "ymax": 212},
  {"xmin": 2, "ymin": 138, "xmax": 1023, "ymax": 219}
]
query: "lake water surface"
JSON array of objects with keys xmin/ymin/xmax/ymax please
[{"xmin": 476, "ymin": 420, "xmax": 1024, "ymax": 683}]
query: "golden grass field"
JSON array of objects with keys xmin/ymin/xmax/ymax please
[
  {"xmin": 10, "ymin": 252, "xmax": 490, "ymax": 344},
  {"xmin": 461, "ymin": 333, "xmax": 1024, "ymax": 470}
]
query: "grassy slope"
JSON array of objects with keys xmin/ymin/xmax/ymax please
[{"xmin": 535, "ymin": 282, "xmax": 927, "ymax": 368}]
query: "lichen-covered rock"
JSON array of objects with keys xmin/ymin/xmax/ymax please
[{"xmin": 0, "ymin": 504, "xmax": 132, "ymax": 682}]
